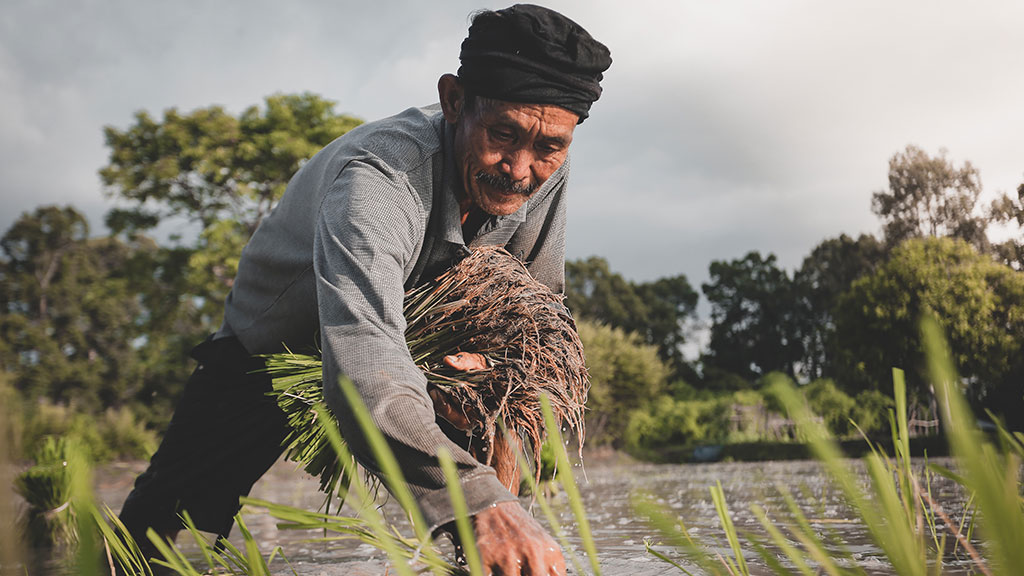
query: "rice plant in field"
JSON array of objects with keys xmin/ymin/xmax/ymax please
[
  {"xmin": 14, "ymin": 436, "xmax": 78, "ymax": 549},
  {"xmin": 635, "ymin": 315, "xmax": 1024, "ymax": 576},
  {"xmin": 87, "ymin": 380, "xmax": 595, "ymax": 576}
]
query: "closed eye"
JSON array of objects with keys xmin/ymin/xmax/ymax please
[
  {"xmin": 537, "ymin": 142, "xmax": 564, "ymax": 154},
  {"xmin": 536, "ymin": 137, "xmax": 569, "ymax": 155},
  {"xmin": 488, "ymin": 128, "xmax": 516, "ymax": 143}
]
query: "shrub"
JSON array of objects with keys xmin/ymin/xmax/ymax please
[
  {"xmin": 20, "ymin": 401, "xmax": 157, "ymax": 462},
  {"xmin": 577, "ymin": 321, "xmax": 669, "ymax": 447},
  {"xmin": 803, "ymin": 379, "xmax": 857, "ymax": 436},
  {"xmin": 623, "ymin": 396, "xmax": 729, "ymax": 453}
]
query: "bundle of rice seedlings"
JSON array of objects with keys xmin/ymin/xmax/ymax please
[
  {"xmin": 14, "ymin": 436, "xmax": 77, "ymax": 548},
  {"xmin": 262, "ymin": 352, "xmax": 354, "ymax": 503},
  {"xmin": 265, "ymin": 245, "xmax": 589, "ymax": 495}
]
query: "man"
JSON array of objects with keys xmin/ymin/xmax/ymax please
[{"xmin": 119, "ymin": 4, "xmax": 611, "ymax": 575}]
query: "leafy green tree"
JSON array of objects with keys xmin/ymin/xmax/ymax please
[
  {"xmin": 871, "ymin": 145, "xmax": 988, "ymax": 251},
  {"xmin": 576, "ymin": 320, "xmax": 669, "ymax": 447},
  {"xmin": 792, "ymin": 234, "xmax": 885, "ymax": 380},
  {"xmin": 803, "ymin": 379, "xmax": 857, "ymax": 437},
  {"xmin": 100, "ymin": 93, "xmax": 363, "ymax": 326},
  {"xmin": 623, "ymin": 396, "xmax": 729, "ymax": 453},
  {"xmin": 115, "ymin": 237, "xmax": 206, "ymax": 427},
  {"xmin": 0, "ymin": 207, "xmax": 143, "ymax": 412},
  {"xmin": 565, "ymin": 257, "xmax": 646, "ymax": 330},
  {"xmin": 565, "ymin": 257, "xmax": 698, "ymax": 379},
  {"xmin": 701, "ymin": 251, "xmax": 801, "ymax": 382},
  {"xmin": 833, "ymin": 237, "xmax": 1024, "ymax": 428},
  {"xmin": 101, "ymin": 93, "xmax": 362, "ymax": 234},
  {"xmin": 0, "ymin": 206, "xmax": 88, "ymax": 320},
  {"xmin": 988, "ymin": 181, "xmax": 1024, "ymax": 270},
  {"xmin": 634, "ymin": 276, "xmax": 700, "ymax": 376}
]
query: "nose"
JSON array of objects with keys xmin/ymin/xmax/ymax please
[{"xmin": 499, "ymin": 149, "xmax": 532, "ymax": 184}]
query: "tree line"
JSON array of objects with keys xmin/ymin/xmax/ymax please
[
  {"xmin": 2, "ymin": 93, "xmax": 1022, "ymax": 459},
  {"xmin": 566, "ymin": 145, "xmax": 1024, "ymax": 446}
]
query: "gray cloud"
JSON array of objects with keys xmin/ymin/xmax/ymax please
[{"xmin": 1, "ymin": 0, "xmax": 1022, "ymax": 291}]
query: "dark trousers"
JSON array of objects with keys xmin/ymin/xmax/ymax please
[{"xmin": 118, "ymin": 336, "xmax": 289, "ymax": 541}]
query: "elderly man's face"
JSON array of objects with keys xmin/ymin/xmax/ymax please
[{"xmin": 440, "ymin": 77, "xmax": 578, "ymax": 217}]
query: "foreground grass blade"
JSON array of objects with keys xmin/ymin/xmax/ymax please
[
  {"xmin": 709, "ymin": 481, "xmax": 748, "ymax": 576},
  {"xmin": 241, "ymin": 497, "xmax": 454, "ymax": 575},
  {"xmin": 631, "ymin": 493, "xmax": 723, "ymax": 576},
  {"xmin": 336, "ymin": 377, "xmax": 449, "ymax": 575},
  {"xmin": 67, "ymin": 440, "xmax": 101, "ymax": 576},
  {"xmin": 438, "ymin": 448, "xmax": 483, "ymax": 576},
  {"xmin": 773, "ymin": 488, "xmax": 853, "ymax": 576},
  {"xmin": 750, "ymin": 502, "xmax": 817, "ymax": 576},
  {"xmin": 923, "ymin": 316, "xmax": 1024, "ymax": 573},
  {"xmin": 508, "ymin": 426, "xmax": 588, "ymax": 576},
  {"xmin": 769, "ymin": 374, "xmax": 928, "ymax": 576},
  {"xmin": 93, "ymin": 507, "xmax": 154, "ymax": 576},
  {"xmin": 540, "ymin": 394, "xmax": 601, "ymax": 576},
  {"xmin": 313, "ymin": 402, "xmax": 419, "ymax": 576}
]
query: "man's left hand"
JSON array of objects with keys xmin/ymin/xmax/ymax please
[
  {"xmin": 432, "ymin": 350, "xmax": 520, "ymax": 491},
  {"xmin": 443, "ymin": 352, "xmax": 488, "ymax": 371}
]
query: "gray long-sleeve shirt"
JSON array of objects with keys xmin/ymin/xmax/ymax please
[{"xmin": 217, "ymin": 104, "xmax": 569, "ymax": 530}]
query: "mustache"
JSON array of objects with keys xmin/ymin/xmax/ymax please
[{"xmin": 474, "ymin": 171, "xmax": 537, "ymax": 196}]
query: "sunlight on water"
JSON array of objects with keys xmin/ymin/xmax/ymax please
[{"xmin": 86, "ymin": 455, "xmax": 974, "ymax": 575}]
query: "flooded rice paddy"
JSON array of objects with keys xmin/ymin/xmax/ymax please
[{"xmin": 84, "ymin": 454, "xmax": 974, "ymax": 575}]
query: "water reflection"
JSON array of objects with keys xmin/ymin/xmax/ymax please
[{"xmin": 89, "ymin": 455, "xmax": 974, "ymax": 575}]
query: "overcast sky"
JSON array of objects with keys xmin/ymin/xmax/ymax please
[{"xmin": 2, "ymin": 0, "xmax": 1022, "ymax": 288}]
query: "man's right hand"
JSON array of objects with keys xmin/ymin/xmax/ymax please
[
  {"xmin": 470, "ymin": 501, "xmax": 566, "ymax": 575},
  {"xmin": 435, "ymin": 352, "xmax": 562, "ymax": 572}
]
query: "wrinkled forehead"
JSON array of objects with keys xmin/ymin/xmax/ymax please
[{"xmin": 472, "ymin": 96, "xmax": 579, "ymax": 138}]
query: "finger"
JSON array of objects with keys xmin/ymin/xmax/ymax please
[
  {"xmin": 490, "ymin": 431, "xmax": 521, "ymax": 494},
  {"xmin": 443, "ymin": 352, "xmax": 488, "ymax": 371},
  {"xmin": 429, "ymin": 387, "xmax": 473, "ymax": 430},
  {"xmin": 522, "ymin": 543, "xmax": 566, "ymax": 576}
]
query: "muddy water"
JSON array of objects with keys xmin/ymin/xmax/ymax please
[{"xmin": 88, "ymin": 455, "xmax": 973, "ymax": 575}]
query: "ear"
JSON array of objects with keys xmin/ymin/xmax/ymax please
[{"xmin": 437, "ymin": 74, "xmax": 465, "ymax": 124}]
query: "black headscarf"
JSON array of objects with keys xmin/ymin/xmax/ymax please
[{"xmin": 457, "ymin": 4, "xmax": 612, "ymax": 123}]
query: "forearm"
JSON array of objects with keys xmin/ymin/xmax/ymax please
[
  {"xmin": 319, "ymin": 330, "xmax": 516, "ymax": 529},
  {"xmin": 313, "ymin": 163, "xmax": 515, "ymax": 530}
]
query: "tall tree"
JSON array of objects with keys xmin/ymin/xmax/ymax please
[
  {"xmin": 988, "ymin": 181, "xmax": 1024, "ymax": 270},
  {"xmin": 792, "ymin": 234, "xmax": 885, "ymax": 380},
  {"xmin": 634, "ymin": 275, "xmax": 700, "ymax": 376},
  {"xmin": 100, "ymin": 92, "xmax": 363, "ymax": 326},
  {"xmin": 564, "ymin": 257, "xmax": 698, "ymax": 378},
  {"xmin": 101, "ymin": 93, "xmax": 362, "ymax": 235},
  {"xmin": 701, "ymin": 251, "xmax": 800, "ymax": 382},
  {"xmin": 564, "ymin": 257, "xmax": 646, "ymax": 328},
  {"xmin": 0, "ymin": 206, "xmax": 88, "ymax": 320},
  {"xmin": 833, "ymin": 237, "xmax": 1024, "ymax": 428},
  {"xmin": 116, "ymin": 237, "xmax": 207, "ymax": 427},
  {"xmin": 0, "ymin": 206, "xmax": 143, "ymax": 412},
  {"xmin": 871, "ymin": 145, "xmax": 988, "ymax": 251}
]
